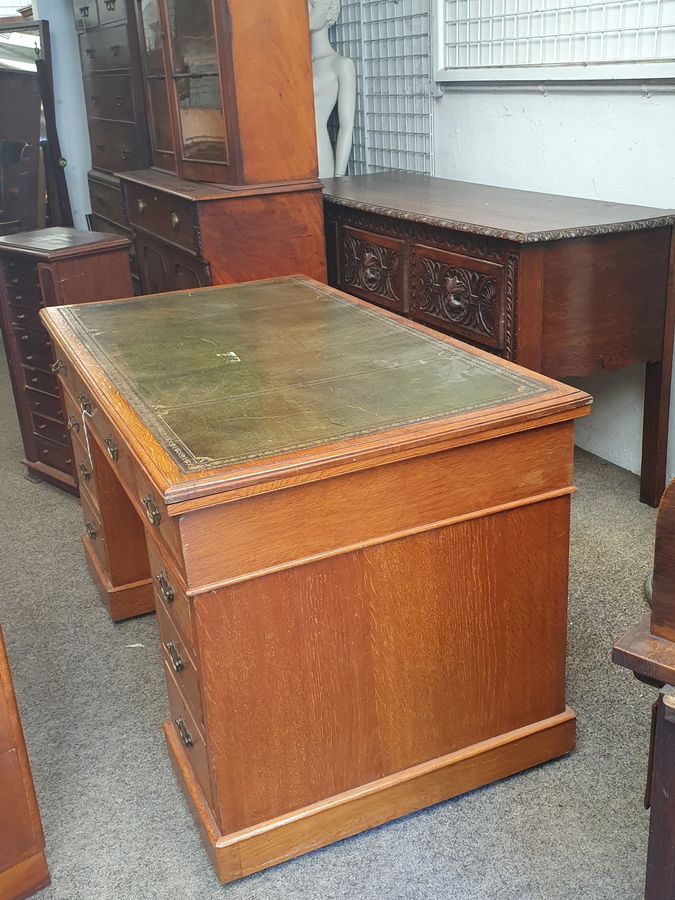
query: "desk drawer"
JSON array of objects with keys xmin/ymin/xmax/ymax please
[
  {"xmin": 89, "ymin": 120, "xmax": 146, "ymax": 173},
  {"xmin": 147, "ymin": 537, "xmax": 192, "ymax": 650},
  {"xmin": 337, "ymin": 226, "xmax": 407, "ymax": 314},
  {"xmin": 88, "ymin": 174, "xmax": 126, "ymax": 226},
  {"xmin": 33, "ymin": 412, "xmax": 69, "ymax": 447},
  {"xmin": 97, "ymin": 0, "xmax": 126, "ymax": 26},
  {"xmin": 126, "ymin": 182, "xmax": 198, "ymax": 254},
  {"xmin": 13, "ymin": 325, "xmax": 54, "ymax": 372},
  {"xmin": 73, "ymin": 0, "xmax": 99, "ymax": 31},
  {"xmin": 136, "ymin": 466, "xmax": 182, "ymax": 565},
  {"xmin": 80, "ymin": 24, "xmax": 130, "ymax": 73},
  {"xmin": 23, "ymin": 366, "xmax": 59, "ymax": 398},
  {"xmin": 35, "ymin": 435, "xmax": 73, "ymax": 476},
  {"xmin": 80, "ymin": 488, "xmax": 108, "ymax": 572},
  {"xmin": 4, "ymin": 282, "xmax": 42, "ymax": 308},
  {"xmin": 25, "ymin": 387, "xmax": 64, "ymax": 422},
  {"xmin": 2, "ymin": 257, "xmax": 39, "ymax": 287},
  {"xmin": 157, "ymin": 601, "xmax": 202, "ymax": 724},
  {"xmin": 411, "ymin": 244, "xmax": 505, "ymax": 350},
  {"xmin": 84, "ymin": 73, "xmax": 136, "ymax": 124},
  {"xmin": 7, "ymin": 300, "xmax": 42, "ymax": 331},
  {"xmin": 87, "ymin": 409, "xmax": 136, "ymax": 495},
  {"xmin": 164, "ymin": 662, "xmax": 212, "ymax": 807}
]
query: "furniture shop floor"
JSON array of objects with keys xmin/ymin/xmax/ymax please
[{"xmin": 0, "ymin": 352, "xmax": 656, "ymax": 900}]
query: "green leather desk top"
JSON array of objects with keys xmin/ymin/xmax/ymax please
[{"xmin": 51, "ymin": 277, "xmax": 554, "ymax": 474}]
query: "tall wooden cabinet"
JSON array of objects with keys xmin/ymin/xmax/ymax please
[
  {"xmin": 73, "ymin": 0, "xmax": 151, "ymax": 290},
  {"xmin": 0, "ymin": 626, "xmax": 49, "ymax": 900},
  {"xmin": 73, "ymin": 0, "xmax": 327, "ymax": 294}
]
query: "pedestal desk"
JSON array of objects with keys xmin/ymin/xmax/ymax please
[
  {"xmin": 42, "ymin": 277, "xmax": 590, "ymax": 883},
  {"xmin": 323, "ymin": 173, "xmax": 675, "ymax": 506}
]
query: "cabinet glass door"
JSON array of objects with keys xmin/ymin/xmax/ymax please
[
  {"xmin": 139, "ymin": 0, "xmax": 176, "ymax": 168},
  {"xmin": 167, "ymin": 0, "xmax": 228, "ymax": 164}
]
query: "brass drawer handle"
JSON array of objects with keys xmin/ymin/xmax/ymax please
[
  {"xmin": 165, "ymin": 641, "xmax": 184, "ymax": 673},
  {"xmin": 51, "ymin": 359, "xmax": 66, "ymax": 374},
  {"xmin": 85, "ymin": 48, "xmax": 95, "ymax": 58},
  {"xmin": 120, "ymin": 147, "xmax": 131, "ymax": 160},
  {"xmin": 105, "ymin": 0, "xmax": 116, "ymax": 9},
  {"xmin": 80, "ymin": 5, "xmax": 90, "ymax": 17},
  {"xmin": 15, "ymin": 313, "xmax": 25, "ymax": 321},
  {"xmin": 19, "ymin": 333, "xmax": 29, "ymax": 342},
  {"xmin": 78, "ymin": 463, "xmax": 91, "ymax": 482},
  {"xmin": 170, "ymin": 212, "xmax": 180, "ymax": 231},
  {"xmin": 104, "ymin": 437, "xmax": 118, "ymax": 461},
  {"xmin": 11, "ymin": 276, "xmax": 18, "ymax": 284},
  {"xmin": 14, "ymin": 293, "xmax": 23, "ymax": 301},
  {"xmin": 155, "ymin": 571, "xmax": 174, "ymax": 605},
  {"xmin": 79, "ymin": 395, "xmax": 92, "ymax": 415},
  {"xmin": 143, "ymin": 495, "xmax": 161, "ymax": 526},
  {"xmin": 137, "ymin": 198, "xmax": 147, "ymax": 214},
  {"xmin": 175, "ymin": 717, "xmax": 193, "ymax": 749},
  {"xmin": 114, "ymin": 95, "xmax": 123, "ymax": 107},
  {"xmin": 85, "ymin": 522, "xmax": 97, "ymax": 540},
  {"xmin": 67, "ymin": 416, "xmax": 80, "ymax": 433},
  {"xmin": 91, "ymin": 94, "xmax": 99, "ymax": 104},
  {"xmin": 110, "ymin": 45, "xmax": 121, "ymax": 56}
]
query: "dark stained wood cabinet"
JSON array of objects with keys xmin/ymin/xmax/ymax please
[
  {"xmin": 0, "ymin": 626, "xmax": 49, "ymax": 900},
  {"xmin": 324, "ymin": 172, "xmax": 675, "ymax": 507},
  {"xmin": 72, "ymin": 0, "xmax": 151, "ymax": 289},
  {"xmin": 0, "ymin": 227, "xmax": 133, "ymax": 493}
]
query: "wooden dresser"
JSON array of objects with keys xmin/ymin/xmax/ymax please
[
  {"xmin": 43, "ymin": 277, "xmax": 591, "ymax": 883},
  {"xmin": 72, "ymin": 0, "xmax": 151, "ymax": 289},
  {"xmin": 323, "ymin": 172, "xmax": 675, "ymax": 507},
  {"xmin": 0, "ymin": 626, "xmax": 49, "ymax": 900},
  {"xmin": 0, "ymin": 227, "xmax": 133, "ymax": 493}
]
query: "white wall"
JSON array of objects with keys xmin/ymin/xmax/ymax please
[
  {"xmin": 433, "ymin": 83, "xmax": 675, "ymax": 482},
  {"xmin": 33, "ymin": 0, "xmax": 91, "ymax": 227}
]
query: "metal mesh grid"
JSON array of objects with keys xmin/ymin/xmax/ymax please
[
  {"xmin": 330, "ymin": 0, "xmax": 433, "ymax": 175},
  {"xmin": 443, "ymin": 0, "xmax": 675, "ymax": 69}
]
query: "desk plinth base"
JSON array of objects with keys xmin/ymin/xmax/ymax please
[
  {"xmin": 0, "ymin": 849, "xmax": 50, "ymax": 900},
  {"xmin": 165, "ymin": 708, "xmax": 576, "ymax": 885},
  {"xmin": 81, "ymin": 536, "xmax": 155, "ymax": 622},
  {"xmin": 23, "ymin": 458, "xmax": 78, "ymax": 496}
]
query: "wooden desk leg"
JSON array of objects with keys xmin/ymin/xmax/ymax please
[
  {"xmin": 641, "ymin": 229, "xmax": 675, "ymax": 508},
  {"xmin": 645, "ymin": 690, "xmax": 675, "ymax": 899}
]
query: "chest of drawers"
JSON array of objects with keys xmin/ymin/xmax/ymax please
[
  {"xmin": 43, "ymin": 276, "xmax": 590, "ymax": 883},
  {"xmin": 0, "ymin": 626, "xmax": 49, "ymax": 900},
  {"xmin": 0, "ymin": 227, "xmax": 133, "ymax": 493},
  {"xmin": 324, "ymin": 172, "xmax": 675, "ymax": 507}
]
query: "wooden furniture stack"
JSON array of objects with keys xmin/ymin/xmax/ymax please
[
  {"xmin": 0, "ymin": 626, "xmax": 49, "ymax": 900},
  {"xmin": 73, "ymin": 0, "xmax": 327, "ymax": 293},
  {"xmin": 43, "ymin": 276, "xmax": 591, "ymax": 883},
  {"xmin": 0, "ymin": 227, "xmax": 133, "ymax": 493},
  {"xmin": 323, "ymin": 172, "xmax": 675, "ymax": 507},
  {"xmin": 73, "ymin": 0, "xmax": 151, "ymax": 290},
  {"xmin": 614, "ymin": 480, "xmax": 675, "ymax": 899}
]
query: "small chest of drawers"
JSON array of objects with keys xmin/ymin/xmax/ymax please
[{"xmin": 0, "ymin": 227, "xmax": 133, "ymax": 493}]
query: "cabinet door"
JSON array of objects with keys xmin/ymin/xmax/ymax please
[
  {"xmin": 336, "ymin": 225, "xmax": 407, "ymax": 315},
  {"xmin": 173, "ymin": 248, "xmax": 211, "ymax": 290},
  {"xmin": 137, "ymin": 0, "xmax": 177, "ymax": 172},
  {"xmin": 137, "ymin": 236, "xmax": 172, "ymax": 295}
]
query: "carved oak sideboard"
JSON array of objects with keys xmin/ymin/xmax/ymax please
[{"xmin": 323, "ymin": 172, "xmax": 675, "ymax": 507}]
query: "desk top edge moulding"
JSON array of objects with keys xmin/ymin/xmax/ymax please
[
  {"xmin": 322, "ymin": 172, "xmax": 675, "ymax": 243},
  {"xmin": 42, "ymin": 276, "xmax": 592, "ymax": 504},
  {"xmin": 41, "ymin": 276, "xmax": 590, "ymax": 882}
]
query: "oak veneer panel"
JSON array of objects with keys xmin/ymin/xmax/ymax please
[
  {"xmin": 0, "ymin": 850, "xmax": 50, "ymax": 900},
  {"xmin": 540, "ymin": 229, "xmax": 671, "ymax": 378},
  {"xmin": 651, "ymin": 477, "xmax": 675, "ymax": 642},
  {"xmin": 0, "ymin": 752, "xmax": 38, "ymax": 872},
  {"xmin": 201, "ymin": 190, "xmax": 327, "ymax": 285},
  {"xmin": 195, "ymin": 495, "xmax": 570, "ymax": 834},
  {"xmin": 180, "ymin": 421, "xmax": 574, "ymax": 590}
]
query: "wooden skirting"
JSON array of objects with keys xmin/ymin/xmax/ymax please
[
  {"xmin": 165, "ymin": 708, "xmax": 576, "ymax": 884},
  {"xmin": 81, "ymin": 537, "xmax": 155, "ymax": 622},
  {"xmin": 0, "ymin": 850, "xmax": 50, "ymax": 900}
]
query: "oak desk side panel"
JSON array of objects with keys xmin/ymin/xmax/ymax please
[{"xmin": 194, "ymin": 494, "xmax": 572, "ymax": 835}]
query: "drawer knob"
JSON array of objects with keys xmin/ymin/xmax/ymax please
[
  {"xmin": 15, "ymin": 294, "xmax": 23, "ymax": 302},
  {"xmin": 67, "ymin": 416, "xmax": 80, "ymax": 433},
  {"xmin": 20, "ymin": 333, "xmax": 29, "ymax": 342},
  {"xmin": 51, "ymin": 359, "xmax": 66, "ymax": 374},
  {"xmin": 155, "ymin": 571, "xmax": 174, "ymax": 605},
  {"xmin": 170, "ymin": 212, "xmax": 180, "ymax": 231},
  {"xmin": 104, "ymin": 437, "xmax": 119, "ymax": 461},
  {"xmin": 79, "ymin": 395, "xmax": 92, "ymax": 415},
  {"xmin": 78, "ymin": 463, "xmax": 91, "ymax": 482},
  {"xmin": 175, "ymin": 717, "xmax": 193, "ymax": 749},
  {"xmin": 85, "ymin": 522, "xmax": 97, "ymax": 541},
  {"xmin": 143, "ymin": 495, "xmax": 161, "ymax": 527},
  {"xmin": 137, "ymin": 199, "xmax": 147, "ymax": 214},
  {"xmin": 165, "ymin": 641, "xmax": 184, "ymax": 673}
]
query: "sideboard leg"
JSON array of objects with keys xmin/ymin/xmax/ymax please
[{"xmin": 645, "ymin": 691, "xmax": 675, "ymax": 899}]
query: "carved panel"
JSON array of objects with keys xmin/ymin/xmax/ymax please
[
  {"xmin": 412, "ymin": 245, "xmax": 505, "ymax": 350},
  {"xmin": 338, "ymin": 226, "xmax": 406, "ymax": 313}
]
